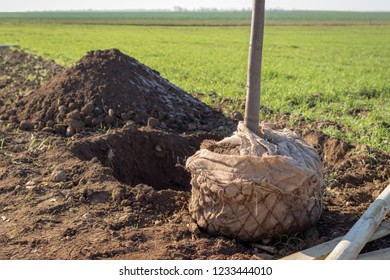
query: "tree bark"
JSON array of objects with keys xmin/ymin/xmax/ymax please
[{"xmin": 244, "ymin": 0, "xmax": 266, "ymax": 134}]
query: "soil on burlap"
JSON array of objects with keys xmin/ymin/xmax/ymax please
[{"xmin": 0, "ymin": 47, "xmax": 389, "ymax": 260}]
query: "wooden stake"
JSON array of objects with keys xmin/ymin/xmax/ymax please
[
  {"xmin": 326, "ymin": 184, "xmax": 390, "ymax": 260},
  {"xmin": 0, "ymin": 44, "xmax": 19, "ymax": 48},
  {"xmin": 357, "ymin": 247, "xmax": 390, "ymax": 260},
  {"xmin": 244, "ymin": 0, "xmax": 265, "ymax": 134},
  {"xmin": 280, "ymin": 220, "xmax": 390, "ymax": 260}
]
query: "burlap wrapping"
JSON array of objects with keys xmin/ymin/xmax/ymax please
[{"xmin": 186, "ymin": 122, "xmax": 324, "ymax": 242}]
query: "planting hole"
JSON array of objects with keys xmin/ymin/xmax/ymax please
[{"xmin": 71, "ymin": 126, "xmax": 217, "ymax": 191}]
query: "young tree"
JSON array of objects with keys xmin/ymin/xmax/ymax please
[{"xmin": 244, "ymin": 0, "xmax": 266, "ymax": 134}]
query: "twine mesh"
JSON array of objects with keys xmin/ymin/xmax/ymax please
[{"xmin": 186, "ymin": 122, "xmax": 324, "ymax": 242}]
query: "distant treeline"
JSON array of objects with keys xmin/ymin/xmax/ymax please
[{"xmin": 1, "ymin": 10, "xmax": 389, "ymax": 25}]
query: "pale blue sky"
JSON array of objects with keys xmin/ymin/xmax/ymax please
[{"xmin": 0, "ymin": 0, "xmax": 389, "ymax": 12}]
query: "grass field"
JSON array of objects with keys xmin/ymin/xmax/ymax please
[{"xmin": 0, "ymin": 12, "xmax": 389, "ymax": 152}]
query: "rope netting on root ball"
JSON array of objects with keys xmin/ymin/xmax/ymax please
[{"xmin": 186, "ymin": 122, "xmax": 324, "ymax": 242}]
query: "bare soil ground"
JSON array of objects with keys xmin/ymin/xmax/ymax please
[{"xmin": 0, "ymin": 47, "xmax": 389, "ymax": 260}]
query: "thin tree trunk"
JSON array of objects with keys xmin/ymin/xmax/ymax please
[{"xmin": 244, "ymin": 0, "xmax": 266, "ymax": 134}]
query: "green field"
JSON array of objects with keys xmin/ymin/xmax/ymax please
[{"xmin": 0, "ymin": 12, "xmax": 389, "ymax": 152}]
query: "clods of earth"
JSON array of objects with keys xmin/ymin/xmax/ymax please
[{"xmin": 0, "ymin": 47, "xmax": 389, "ymax": 259}]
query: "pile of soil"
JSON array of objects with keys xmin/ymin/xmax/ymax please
[
  {"xmin": 0, "ymin": 48, "xmax": 62, "ymax": 97},
  {"xmin": 10, "ymin": 48, "xmax": 233, "ymax": 136},
  {"xmin": 0, "ymin": 48, "xmax": 62, "ymax": 121},
  {"xmin": 0, "ymin": 47, "xmax": 389, "ymax": 260}
]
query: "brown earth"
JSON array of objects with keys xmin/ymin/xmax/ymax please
[
  {"xmin": 4, "ymin": 48, "xmax": 233, "ymax": 136},
  {"xmin": 0, "ymin": 47, "xmax": 389, "ymax": 260}
]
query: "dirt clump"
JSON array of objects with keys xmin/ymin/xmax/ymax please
[
  {"xmin": 0, "ymin": 47, "xmax": 62, "ymax": 121},
  {"xmin": 13, "ymin": 48, "xmax": 234, "ymax": 135}
]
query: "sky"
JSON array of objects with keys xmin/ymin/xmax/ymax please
[{"xmin": 0, "ymin": 0, "xmax": 389, "ymax": 12}]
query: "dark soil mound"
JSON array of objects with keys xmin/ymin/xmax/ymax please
[
  {"xmin": 0, "ymin": 47, "xmax": 62, "ymax": 120},
  {"xmin": 16, "ymin": 49, "xmax": 233, "ymax": 135}
]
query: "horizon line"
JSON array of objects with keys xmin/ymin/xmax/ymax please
[{"xmin": 1, "ymin": 8, "xmax": 390, "ymax": 13}]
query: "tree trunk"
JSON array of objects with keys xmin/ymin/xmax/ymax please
[{"xmin": 244, "ymin": 0, "xmax": 266, "ymax": 134}]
